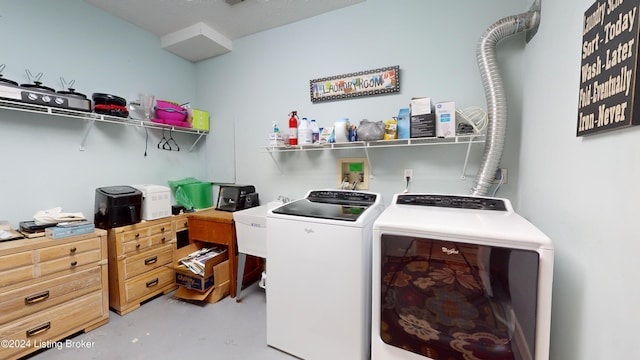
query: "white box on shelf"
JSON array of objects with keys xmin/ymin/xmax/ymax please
[
  {"xmin": 435, "ymin": 101, "xmax": 456, "ymax": 138},
  {"xmin": 269, "ymin": 133, "xmax": 284, "ymax": 147},
  {"xmin": 132, "ymin": 184, "xmax": 172, "ymax": 220},
  {"xmin": 410, "ymin": 97, "xmax": 432, "ymax": 115}
]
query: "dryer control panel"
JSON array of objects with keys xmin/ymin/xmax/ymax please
[{"xmin": 396, "ymin": 194, "xmax": 508, "ymax": 211}]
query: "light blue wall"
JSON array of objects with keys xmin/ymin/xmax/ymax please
[
  {"xmin": 198, "ymin": 0, "xmax": 526, "ymax": 205},
  {"xmin": 0, "ymin": 0, "xmax": 207, "ymax": 226},
  {"xmin": 199, "ymin": 0, "xmax": 640, "ymax": 359},
  {"xmin": 519, "ymin": 0, "xmax": 640, "ymax": 359}
]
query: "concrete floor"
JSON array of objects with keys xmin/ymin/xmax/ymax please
[{"xmin": 25, "ymin": 283, "xmax": 295, "ymax": 360}]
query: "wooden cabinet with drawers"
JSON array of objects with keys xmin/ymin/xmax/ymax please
[
  {"xmin": 0, "ymin": 230, "xmax": 109, "ymax": 360},
  {"xmin": 187, "ymin": 209, "xmax": 262, "ymax": 299},
  {"xmin": 107, "ymin": 214, "xmax": 188, "ymax": 315}
]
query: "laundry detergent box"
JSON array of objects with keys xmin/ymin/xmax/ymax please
[
  {"xmin": 410, "ymin": 113, "xmax": 436, "ymax": 138},
  {"xmin": 397, "ymin": 108, "xmax": 410, "ymax": 139},
  {"xmin": 173, "ymin": 242, "xmax": 229, "ymax": 292},
  {"xmin": 435, "ymin": 101, "xmax": 456, "ymax": 138},
  {"xmin": 410, "ymin": 97, "xmax": 436, "ymax": 138}
]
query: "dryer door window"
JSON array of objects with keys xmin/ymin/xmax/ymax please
[{"xmin": 379, "ymin": 234, "xmax": 540, "ymax": 359}]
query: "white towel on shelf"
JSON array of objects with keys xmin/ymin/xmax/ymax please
[{"xmin": 33, "ymin": 207, "xmax": 86, "ymax": 225}]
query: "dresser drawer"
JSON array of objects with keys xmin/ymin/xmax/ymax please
[
  {"xmin": 0, "ymin": 266, "xmax": 34, "ymax": 289},
  {"xmin": 150, "ymin": 232, "xmax": 172, "ymax": 247},
  {"xmin": 122, "ymin": 237, "xmax": 153, "ymax": 254},
  {"xmin": 122, "ymin": 228, "xmax": 150, "ymax": 242},
  {"xmin": 0, "ymin": 267, "xmax": 102, "ymax": 325},
  {"xmin": 0, "ymin": 290, "xmax": 104, "ymax": 359},
  {"xmin": 174, "ymin": 217, "xmax": 189, "ymax": 232},
  {"xmin": 149, "ymin": 222, "xmax": 171, "ymax": 236},
  {"xmin": 0, "ymin": 251, "xmax": 33, "ymax": 272},
  {"xmin": 38, "ymin": 237, "xmax": 101, "ymax": 263},
  {"xmin": 124, "ymin": 266, "xmax": 174, "ymax": 304},
  {"xmin": 38, "ymin": 250, "xmax": 101, "ymax": 277},
  {"xmin": 189, "ymin": 219, "xmax": 234, "ymax": 242},
  {"xmin": 124, "ymin": 245, "xmax": 173, "ymax": 280}
]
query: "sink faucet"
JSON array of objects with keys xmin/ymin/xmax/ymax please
[{"xmin": 277, "ymin": 195, "xmax": 290, "ymax": 203}]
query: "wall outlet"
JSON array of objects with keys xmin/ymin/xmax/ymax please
[
  {"xmin": 404, "ymin": 169, "xmax": 413, "ymax": 182},
  {"xmin": 492, "ymin": 168, "xmax": 508, "ymax": 184}
]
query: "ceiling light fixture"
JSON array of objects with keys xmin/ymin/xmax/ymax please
[{"xmin": 225, "ymin": 0, "xmax": 244, "ymax": 5}]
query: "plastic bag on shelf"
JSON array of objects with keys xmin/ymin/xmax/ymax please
[{"xmin": 357, "ymin": 119, "xmax": 384, "ymax": 141}]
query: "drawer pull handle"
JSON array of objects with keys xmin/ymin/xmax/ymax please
[
  {"xmin": 25, "ymin": 291, "xmax": 50, "ymax": 304},
  {"xmin": 26, "ymin": 322, "xmax": 51, "ymax": 337},
  {"xmin": 135, "ymin": 233, "xmax": 140, "ymax": 238},
  {"xmin": 161, "ymin": 227, "xmax": 165, "ymax": 232},
  {"xmin": 144, "ymin": 256, "xmax": 158, "ymax": 265},
  {"xmin": 136, "ymin": 244, "xmax": 141, "ymax": 249},
  {"xmin": 71, "ymin": 261, "xmax": 78, "ymax": 267},
  {"xmin": 161, "ymin": 237, "xmax": 166, "ymax": 242},
  {"xmin": 184, "ymin": 221, "xmax": 188, "ymax": 227},
  {"xmin": 70, "ymin": 247, "xmax": 77, "ymax": 253},
  {"xmin": 146, "ymin": 278, "xmax": 159, "ymax": 288}
]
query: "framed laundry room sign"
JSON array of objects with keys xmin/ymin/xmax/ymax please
[
  {"xmin": 309, "ymin": 65, "xmax": 400, "ymax": 103},
  {"xmin": 576, "ymin": 0, "xmax": 640, "ymax": 136}
]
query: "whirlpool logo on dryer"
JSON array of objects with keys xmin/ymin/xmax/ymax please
[{"xmin": 441, "ymin": 247, "xmax": 459, "ymax": 255}]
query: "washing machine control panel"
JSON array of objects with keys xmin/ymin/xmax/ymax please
[
  {"xmin": 396, "ymin": 194, "xmax": 507, "ymax": 211},
  {"xmin": 308, "ymin": 190, "xmax": 377, "ymax": 205}
]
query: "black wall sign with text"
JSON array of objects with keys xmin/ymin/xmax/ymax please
[{"xmin": 577, "ymin": 0, "xmax": 640, "ymax": 136}]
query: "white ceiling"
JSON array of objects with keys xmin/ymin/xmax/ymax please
[{"xmin": 84, "ymin": 0, "xmax": 365, "ymax": 62}]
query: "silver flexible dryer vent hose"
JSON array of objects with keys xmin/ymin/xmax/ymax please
[{"xmin": 471, "ymin": 11, "xmax": 539, "ymax": 196}]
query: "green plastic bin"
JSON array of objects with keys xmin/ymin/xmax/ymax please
[{"xmin": 169, "ymin": 178, "xmax": 213, "ymax": 210}]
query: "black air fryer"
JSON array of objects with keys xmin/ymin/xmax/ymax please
[{"xmin": 94, "ymin": 186, "xmax": 142, "ymax": 229}]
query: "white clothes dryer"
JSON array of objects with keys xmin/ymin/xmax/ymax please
[
  {"xmin": 266, "ymin": 189, "xmax": 384, "ymax": 360},
  {"xmin": 372, "ymin": 194, "xmax": 553, "ymax": 360}
]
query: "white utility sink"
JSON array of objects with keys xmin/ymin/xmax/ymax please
[
  {"xmin": 234, "ymin": 203, "xmax": 272, "ymax": 258},
  {"xmin": 233, "ymin": 201, "xmax": 282, "ymax": 301}
]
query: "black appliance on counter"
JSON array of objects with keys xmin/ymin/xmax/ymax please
[
  {"xmin": 215, "ymin": 184, "xmax": 259, "ymax": 212},
  {"xmin": 94, "ymin": 186, "xmax": 142, "ymax": 229}
]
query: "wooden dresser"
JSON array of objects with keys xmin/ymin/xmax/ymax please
[
  {"xmin": 0, "ymin": 230, "xmax": 109, "ymax": 360},
  {"xmin": 107, "ymin": 214, "xmax": 187, "ymax": 315}
]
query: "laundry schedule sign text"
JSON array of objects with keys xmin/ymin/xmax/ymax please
[{"xmin": 577, "ymin": 0, "xmax": 640, "ymax": 136}]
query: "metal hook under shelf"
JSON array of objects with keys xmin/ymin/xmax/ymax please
[
  {"xmin": 267, "ymin": 150, "xmax": 285, "ymax": 175},
  {"xmin": 79, "ymin": 119, "xmax": 95, "ymax": 151}
]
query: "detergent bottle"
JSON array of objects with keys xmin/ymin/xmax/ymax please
[
  {"xmin": 310, "ymin": 119, "xmax": 320, "ymax": 143},
  {"xmin": 299, "ymin": 117, "xmax": 313, "ymax": 145},
  {"xmin": 333, "ymin": 118, "xmax": 350, "ymax": 143},
  {"xmin": 270, "ymin": 122, "xmax": 283, "ymax": 146}
]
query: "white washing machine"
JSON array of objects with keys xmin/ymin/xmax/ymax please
[
  {"xmin": 266, "ymin": 189, "xmax": 384, "ymax": 360},
  {"xmin": 372, "ymin": 194, "xmax": 553, "ymax": 360}
]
